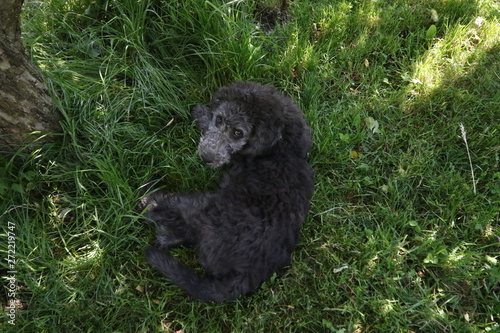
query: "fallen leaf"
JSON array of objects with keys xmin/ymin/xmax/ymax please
[
  {"xmin": 430, "ymin": 9, "xmax": 439, "ymax": 22},
  {"xmin": 474, "ymin": 16, "xmax": 484, "ymax": 28},
  {"xmin": 485, "ymin": 255, "xmax": 497, "ymax": 265},
  {"xmin": 426, "ymin": 24, "xmax": 437, "ymax": 40},
  {"xmin": 365, "ymin": 116, "xmax": 380, "ymax": 134},
  {"xmin": 334, "ymin": 265, "xmax": 349, "ymax": 273}
]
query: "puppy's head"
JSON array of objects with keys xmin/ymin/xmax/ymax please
[{"xmin": 193, "ymin": 82, "xmax": 285, "ymax": 167}]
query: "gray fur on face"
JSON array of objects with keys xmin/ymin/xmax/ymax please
[{"xmin": 197, "ymin": 102, "xmax": 252, "ymax": 167}]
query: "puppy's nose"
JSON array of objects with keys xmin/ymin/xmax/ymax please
[{"xmin": 200, "ymin": 153, "xmax": 214, "ymax": 164}]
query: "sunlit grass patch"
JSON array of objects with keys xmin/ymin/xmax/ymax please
[{"xmin": 409, "ymin": 16, "xmax": 500, "ymax": 95}]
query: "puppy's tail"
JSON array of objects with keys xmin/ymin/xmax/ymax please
[{"xmin": 146, "ymin": 247, "xmax": 247, "ymax": 302}]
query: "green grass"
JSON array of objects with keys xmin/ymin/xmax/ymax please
[{"xmin": 1, "ymin": 0, "xmax": 499, "ymax": 331}]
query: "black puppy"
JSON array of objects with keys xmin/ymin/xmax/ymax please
[{"xmin": 141, "ymin": 82, "xmax": 314, "ymax": 302}]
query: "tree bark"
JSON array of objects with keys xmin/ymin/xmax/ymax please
[{"xmin": 0, "ymin": 0, "xmax": 60, "ymax": 152}]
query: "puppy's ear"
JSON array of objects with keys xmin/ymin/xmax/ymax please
[
  {"xmin": 191, "ymin": 104, "xmax": 211, "ymax": 133},
  {"xmin": 242, "ymin": 117, "xmax": 284, "ymax": 157}
]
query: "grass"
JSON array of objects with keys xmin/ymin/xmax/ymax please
[{"xmin": 1, "ymin": 0, "xmax": 499, "ymax": 331}]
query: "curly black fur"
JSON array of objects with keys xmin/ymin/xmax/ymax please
[{"xmin": 141, "ymin": 82, "xmax": 314, "ymax": 302}]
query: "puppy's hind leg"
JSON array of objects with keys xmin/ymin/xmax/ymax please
[{"xmin": 146, "ymin": 247, "xmax": 252, "ymax": 302}]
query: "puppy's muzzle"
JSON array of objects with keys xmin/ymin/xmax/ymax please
[{"xmin": 198, "ymin": 132, "xmax": 231, "ymax": 167}]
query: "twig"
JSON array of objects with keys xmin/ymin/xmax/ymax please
[{"xmin": 460, "ymin": 123, "xmax": 476, "ymax": 194}]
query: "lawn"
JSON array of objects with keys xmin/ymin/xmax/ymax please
[{"xmin": 1, "ymin": 0, "xmax": 499, "ymax": 332}]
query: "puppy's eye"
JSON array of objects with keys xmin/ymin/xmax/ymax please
[
  {"xmin": 233, "ymin": 129, "xmax": 243, "ymax": 139},
  {"xmin": 215, "ymin": 115, "xmax": 223, "ymax": 125}
]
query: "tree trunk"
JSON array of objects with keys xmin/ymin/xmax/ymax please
[{"xmin": 0, "ymin": 0, "xmax": 60, "ymax": 152}]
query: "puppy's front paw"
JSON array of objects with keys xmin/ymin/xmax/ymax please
[
  {"xmin": 137, "ymin": 179, "xmax": 164, "ymax": 211},
  {"xmin": 138, "ymin": 195, "xmax": 158, "ymax": 212}
]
